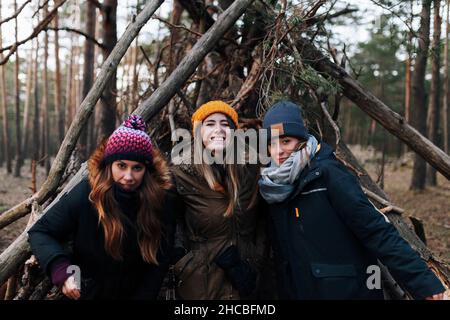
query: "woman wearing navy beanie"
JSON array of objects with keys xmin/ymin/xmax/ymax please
[
  {"xmin": 259, "ymin": 100, "xmax": 445, "ymax": 300},
  {"xmin": 28, "ymin": 115, "xmax": 175, "ymax": 299}
]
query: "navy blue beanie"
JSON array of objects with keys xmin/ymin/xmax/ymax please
[{"xmin": 262, "ymin": 101, "xmax": 309, "ymax": 140}]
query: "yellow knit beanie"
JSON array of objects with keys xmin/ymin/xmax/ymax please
[{"xmin": 191, "ymin": 100, "xmax": 239, "ymax": 134}]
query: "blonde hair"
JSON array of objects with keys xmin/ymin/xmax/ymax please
[{"xmin": 193, "ymin": 124, "xmax": 241, "ymax": 218}]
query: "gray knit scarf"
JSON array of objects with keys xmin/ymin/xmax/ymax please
[{"xmin": 259, "ymin": 135, "xmax": 318, "ymax": 204}]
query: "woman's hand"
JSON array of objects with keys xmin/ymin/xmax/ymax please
[
  {"xmin": 425, "ymin": 293, "xmax": 444, "ymax": 300},
  {"xmin": 62, "ymin": 275, "xmax": 81, "ymax": 300}
]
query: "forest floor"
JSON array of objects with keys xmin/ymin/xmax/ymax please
[{"xmin": 1, "ymin": 147, "xmax": 449, "ymax": 265}]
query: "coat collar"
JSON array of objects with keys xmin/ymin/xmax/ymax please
[{"xmin": 288, "ymin": 142, "xmax": 335, "ymax": 200}]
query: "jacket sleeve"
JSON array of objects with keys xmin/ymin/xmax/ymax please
[
  {"xmin": 325, "ymin": 162, "xmax": 445, "ymax": 300},
  {"xmin": 27, "ymin": 180, "xmax": 88, "ymax": 275}
]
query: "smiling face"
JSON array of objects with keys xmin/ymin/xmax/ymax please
[
  {"xmin": 111, "ymin": 160, "xmax": 146, "ymax": 191},
  {"xmin": 268, "ymin": 136, "xmax": 303, "ymax": 165},
  {"xmin": 200, "ymin": 113, "xmax": 232, "ymax": 152}
]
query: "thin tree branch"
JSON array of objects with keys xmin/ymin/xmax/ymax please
[
  {"xmin": 369, "ymin": 0, "xmax": 417, "ymax": 36},
  {"xmin": 154, "ymin": 14, "xmax": 240, "ymax": 46},
  {"xmin": 0, "ymin": 0, "xmax": 31, "ymax": 26},
  {"xmin": 362, "ymin": 187, "xmax": 405, "ymax": 214},
  {"xmin": 310, "ymin": 89, "xmax": 341, "ymax": 146},
  {"xmin": 0, "ymin": 0, "xmax": 67, "ymax": 65},
  {"xmin": 305, "ymin": 6, "xmax": 358, "ymax": 26},
  {"xmin": 45, "ymin": 26, "xmax": 105, "ymax": 49},
  {"xmin": 31, "ymin": 0, "xmax": 50, "ymax": 18},
  {"xmin": 153, "ymin": 15, "xmax": 203, "ymax": 37}
]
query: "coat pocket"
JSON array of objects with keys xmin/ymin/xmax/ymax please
[
  {"xmin": 173, "ymin": 250, "xmax": 206, "ymax": 299},
  {"xmin": 173, "ymin": 251, "xmax": 195, "ymax": 282},
  {"xmin": 310, "ymin": 263, "xmax": 358, "ymax": 300}
]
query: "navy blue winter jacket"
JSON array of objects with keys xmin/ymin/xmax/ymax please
[{"xmin": 265, "ymin": 143, "xmax": 445, "ymax": 300}]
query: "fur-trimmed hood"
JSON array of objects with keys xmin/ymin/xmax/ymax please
[{"xmin": 87, "ymin": 140, "xmax": 172, "ymax": 191}]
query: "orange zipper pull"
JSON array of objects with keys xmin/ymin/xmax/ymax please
[{"xmin": 295, "ymin": 207, "xmax": 300, "ymax": 218}]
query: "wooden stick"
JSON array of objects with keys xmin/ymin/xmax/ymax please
[{"xmin": 362, "ymin": 187, "xmax": 405, "ymax": 214}]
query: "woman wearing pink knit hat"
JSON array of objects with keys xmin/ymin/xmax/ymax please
[{"xmin": 28, "ymin": 115, "xmax": 176, "ymax": 299}]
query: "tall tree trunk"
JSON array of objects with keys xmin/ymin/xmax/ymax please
[
  {"xmin": 13, "ymin": 0, "xmax": 22, "ymax": 177},
  {"xmin": 89, "ymin": 18, "xmax": 103, "ymax": 154},
  {"xmin": 0, "ymin": 1, "xmax": 11, "ymax": 173},
  {"xmin": 403, "ymin": 0, "xmax": 414, "ymax": 155},
  {"xmin": 32, "ymin": 37, "xmax": 40, "ymax": 164},
  {"xmin": 443, "ymin": 0, "xmax": 450, "ymax": 154},
  {"xmin": 97, "ymin": 0, "xmax": 118, "ymax": 142},
  {"xmin": 79, "ymin": 0, "xmax": 96, "ymax": 160},
  {"xmin": 42, "ymin": 4, "xmax": 51, "ymax": 175},
  {"xmin": 0, "ymin": 121, "xmax": 3, "ymax": 166},
  {"xmin": 53, "ymin": 1, "xmax": 63, "ymax": 144},
  {"xmin": 22, "ymin": 44, "xmax": 34, "ymax": 161},
  {"xmin": 426, "ymin": 0, "xmax": 441, "ymax": 186},
  {"xmin": 64, "ymin": 34, "xmax": 75, "ymax": 133},
  {"xmin": 410, "ymin": 0, "xmax": 432, "ymax": 190}
]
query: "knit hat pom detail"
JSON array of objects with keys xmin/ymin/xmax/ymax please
[
  {"xmin": 123, "ymin": 114, "xmax": 147, "ymax": 132},
  {"xmin": 102, "ymin": 114, "xmax": 153, "ymax": 167}
]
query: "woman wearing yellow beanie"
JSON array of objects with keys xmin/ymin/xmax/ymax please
[{"xmin": 170, "ymin": 100, "xmax": 270, "ymax": 300}]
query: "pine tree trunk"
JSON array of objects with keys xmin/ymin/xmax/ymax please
[
  {"xmin": 13, "ymin": 0, "xmax": 22, "ymax": 177},
  {"xmin": 22, "ymin": 43, "xmax": 34, "ymax": 161},
  {"xmin": 53, "ymin": 1, "xmax": 64, "ymax": 144},
  {"xmin": 88, "ymin": 18, "xmax": 103, "ymax": 154},
  {"xmin": 32, "ymin": 37, "xmax": 40, "ymax": 163},
  {"xmin": 64, "ymin": 33, "xmax": 75, "ymax": 133},
  {"xmin": 0, "ymin": 122, "xmax": 3, "ymax": 166},
  {"xmin": 79, "ymin": 0, "xmax": 96, "ymax": 160},
  {"xmin": 403, "ymin": 0, "xmax": 414, "ymax": 155},
  {"xmin": 97, "ymin": 0, "xmax": 118, "ymax": 142},
  {"xmin": 0, "ymin": 1, "xmax": 11, "ymax": 173},
  {"xmin": 443, "ymin": 0, "xmax": 450, "ymax": 154},
  {"xmin": 426, "ymin": 0, "xmax": 441, "ymax": 186},
  {"xmin": 410, "ymin": 0, "xmax": 432, "ymax": 190},
  {"xmin": 42, "ymin": 4, "xmax": 51, "ymax": 175}
]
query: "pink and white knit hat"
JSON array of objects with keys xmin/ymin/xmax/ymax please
[{"xmin": 102, "ymin": 115, "xmax": 153, "ymax": 166}]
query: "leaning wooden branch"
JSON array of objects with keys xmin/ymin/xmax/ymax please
[
  {"xmin": 0, "ymin": 0, "xmax": 165, "ymax": 230},
  {"xmin": 294, "ymin": 36, "xmax": 450, "ymax": 180},
  {"xmin": 0, "ymin": 0, "xmax": 256, "ymax": 286},
  {"xmin": 231, "ymin": 51, "xmax": 263, "ymax": 110}
]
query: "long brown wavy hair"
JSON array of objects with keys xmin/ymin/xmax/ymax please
[{"xmin": 87, "ymin": 141, "xmax": 172, "ymax": 265}]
